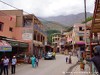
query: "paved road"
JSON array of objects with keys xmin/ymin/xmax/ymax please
[{"xmin": 13, "ymin": 54, "xmax": 78, "ymax": 75}]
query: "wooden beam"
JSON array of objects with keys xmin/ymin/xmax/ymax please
[
  {"xmin": 97, "ymin": 7, "xmax": 100, "ymax": 10},
  {"xmin": 96, "ymin": 10, "xmax": 100, "ymax": 13},
  {"xmin": 93, "ymin": 24, "xmax": 100, "ymax": 26},
  {"xmin": 96, "ymin": 14, "xmax": 100, "ymax": 19},
  {"xmin": 94, "ymin": 21, "xmax": 100, "ymax": 24},
  {"xmin": 95, "ymin": 18, "xmax": 100, "ymax": 20},
  {"xmin": 92, "ymin": 30, "xmax": 100, "ymax": 33},
  {"xmin": 93, "ymin": 25, "xmax": 100, "ymax": 28},
  {"xmin": 92, "ymin": 27, "xmax": 100, "ymax": 29}
]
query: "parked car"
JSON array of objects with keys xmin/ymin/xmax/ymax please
[{"xmin": 44, "ymin": 52, "xmax": 55, "ymax": 60}]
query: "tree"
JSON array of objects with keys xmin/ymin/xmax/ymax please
[
  {"xmin": 46, "ymin": 30, "xmax": 60, "ymax": 44},
  {"xmin": 82, "ymin": 16, "xmax": 93, "ymax": 23}
]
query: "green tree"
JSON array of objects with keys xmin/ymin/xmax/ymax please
[
  {"xmin": 46, "ymin": 30, "xmax": 60, "ymax": 44},
  {"xmin": 82, "ymin": 16, "xmax": 93, "ymax": 23}
]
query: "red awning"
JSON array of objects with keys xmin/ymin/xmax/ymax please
[{"xmin": 0, "ymin": 40, "xmax": 12, "ymax": 52}]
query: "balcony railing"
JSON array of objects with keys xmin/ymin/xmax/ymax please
[{"xmin": 34, "ymin": 24, "xmax": 47, "ymax": 35}]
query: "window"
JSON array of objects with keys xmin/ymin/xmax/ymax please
[
  {"xmin": 23, "ymin": 19, "xmax": 32, "ymax": 27},
  {"xmin": 0, "ymin": 22, "xmax": 4, "ymax": 31},
  {"xmin": 79, "ymin": 27, "xmax": 84, "ymax": 31},
  {"xmin": 79, "ymin": 36, "xmax": 83, "ymax": 41},
  {"xmin": 9, "ymin": 27, "xmax": 13, "ymax": 32},
  {"xmin": 34, "ymin": 34, "xmax": 36, "ymax": 40},
  {"xmin": 52, "ymin": 39, "xmax": 54, "ymax": 42}
]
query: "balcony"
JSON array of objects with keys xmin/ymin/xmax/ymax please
[{"xmin": 34, "ymin": 24, "xmax": 47, "ymax": 35}]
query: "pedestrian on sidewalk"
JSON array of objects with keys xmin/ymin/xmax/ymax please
[
  {"xmin": 31, "ymin": 55, "xmax": 36, "ymax": 68},
  {"xmin": 0, "ymin": 58, "xmax": 4, "ymax": 75},
  {"xmin": 69, "ymin": 55, "xmax": 72, "ymax": 64},
  {"xmin": 3, "ymin": 56, "xmax": 9, "ymax": 75},
  {"xmin": 11, "ymin": 56, "xmax": 17, "ymax": 74},
  {"xmin": 35, "ymin": 56, "xmax": 39, "ymax": 67},
  {"xmin": 66, "ymin": 56, "xmax": 68, "ymax": 63}
]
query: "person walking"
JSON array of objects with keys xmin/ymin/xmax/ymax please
[
  {"xmin": 35, "ymin": 56, "xmax": 39, "ymax": 67},
  {"xmin": 11, "ymin": 56, "xmax": 17, "ymax": 74},
  {"xmin": 31, "ymin": 55, "xmax": 36, "ymax": 68},
  {"xmin": 69, "ymin": 55, "xmax": 72, "ymax": 64},
  {"xmin": 0, "ymin": 58, "xmax": 4, "ymax": 75},
  {"xmin": 66, "ymin": 56, "xmax": 68, "ymax": 64},
  {"xmin": 3, "ymin": 56, "xmax": 9, "ymax": 75}
]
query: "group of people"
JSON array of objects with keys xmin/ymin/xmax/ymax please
[
  {"xmin": 0, "ymin": 56, "xmax": 17, "ymax": 75},
  {"xmin": 31, "ymin": 55, "xmax": 39, "ymax": 68}
]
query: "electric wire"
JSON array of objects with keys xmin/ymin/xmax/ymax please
[{"xmin": 0, "ymin": 0, "xmax": 48, "ymax": 22}]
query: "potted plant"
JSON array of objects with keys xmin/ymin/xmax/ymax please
[{"xmin": 80, "ymin": 58, "xmax": 85, "ymax": 70}]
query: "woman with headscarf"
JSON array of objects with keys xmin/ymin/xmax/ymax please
[{"xmin": 31, "ymin": 55, "xmax": 36, "ymax": 68}]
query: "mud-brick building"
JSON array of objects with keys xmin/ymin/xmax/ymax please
[{"xmin": 0, "ymin": 10, "xmax": 47, "ymax": 59}]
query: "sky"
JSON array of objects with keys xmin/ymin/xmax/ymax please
[{"xmin": 0, "ymin": 0, "xmax": 95, "ymax": 18}]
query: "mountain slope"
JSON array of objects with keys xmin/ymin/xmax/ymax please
[
  {"xmin": 42, "ymin": 21, "xmax": 66, "ymax": 31},
  {"xmin": 43, "ymin": 12, "xmax": 92, "ymax": 26}
]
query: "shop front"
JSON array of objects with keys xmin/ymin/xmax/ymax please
[
  {"xmin": 7, "ymin": 40, "xmax": 29, "ymax": 63},
  {"xmin": 33, "ymin": 40, "xmax": 44, "ymax": 58},
  {"xmin": 76, "ymin": 41, "xmax": 85, "ymax": 61},
  {"xmin": 0, "ymin": 40, "xmax": 12, "ymax": 58}
]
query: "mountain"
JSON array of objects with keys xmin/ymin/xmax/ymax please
[
  {"xmin": 43, "ymin": 12, "xmax": 92, "ymax": 26},
  {"xmin": 39, "ymin": 19, "xmax": 66, "ymax": 31}
]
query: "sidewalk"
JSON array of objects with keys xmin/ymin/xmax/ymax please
[{"xmin": 69, "ymin": 64, "xmax": 90, "ymax": 75}]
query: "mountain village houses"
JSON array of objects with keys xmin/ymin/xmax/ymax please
[
  {"xmin": 52, "ymin": 21, "xmax": 100, "ymax": 57},
  {"xmin": 0, "ymin": 10, "xmax": 47, "ymax": 62}
]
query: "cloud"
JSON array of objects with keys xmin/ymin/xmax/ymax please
[{"xmin": 0, "ymin": 0, "xmax": 95, "ymax": 17}]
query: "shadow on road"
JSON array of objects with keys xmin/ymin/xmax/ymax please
[{"xmin": 65, "ymin": 62, "xmax": 78, "ymax": 75}]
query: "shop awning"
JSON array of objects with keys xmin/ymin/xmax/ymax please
[
  {"xmin": 19, "ymin": 42, "xmax": 29, "ymax": 47},
  {"xmin": 0, "ymin": 40, "xmax": 12, "ymax": 52},
  {"xmin": 76, "ymin": 41, "xmax": 85, "ymax": 45},
  {"xmin": 8, "ymin": 41, "xmax": 19, "ymax": 47}
]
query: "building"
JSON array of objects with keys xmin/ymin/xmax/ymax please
[
  {"xmin": 0, "ymin": 10, "xmax": 47, "ymax": 60},
  {"xmin": 52, "ymin": 33, "xmax": 61, "ymax": 46},
  {"xmin": 72, "ymin": 23, "xmax": 90, "ymax": 46},
  {"xmin": 52, "ymin": 33, "xmax": 61, "ymax": 52},
  {"xmin": 90, "ymin": 0, "xmax": 100, "ymax": 74}
]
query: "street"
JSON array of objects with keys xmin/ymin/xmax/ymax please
[{"xmin": 14, "ymin": 54, "xmax": 78, "ymax": 75}]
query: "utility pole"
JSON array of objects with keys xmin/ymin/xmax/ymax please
[
  {"xmin": 72, "ymin": 27, "xmax": 75, "ymax": 55},
  {"xmin": 84, "ymin": 0, "xmax": 87, "ymax": 47}
]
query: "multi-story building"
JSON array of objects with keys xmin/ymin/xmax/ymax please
[
  {"xmin": 0, "ymin": 10, "xmax": 47, "ymax": 60},
  {"xmin": 52, "ymin": 33, "xmax": 61, "ymax": 46},
  {"xmin": 52, "ymin": 33, "xmax": 61, "ymax": 52},
  {"xmin": 72, "ymin": 23, "xmax": 90, "ymax": 60},
  {"xmin": 66, "ymin": 31, "xmax": 73, "ymax": 44},
  {"xmin": 72, "ymin": 23, "xmax": 90, "ymax": 46}
]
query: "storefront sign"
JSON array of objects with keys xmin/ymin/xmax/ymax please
[
  {"xmin": 22, "ymin": 33, "xmax": 32, "ymax": 40},
  {"xmin": 22, "ymin": 28, "xmax": 33, "ymax": 40}
]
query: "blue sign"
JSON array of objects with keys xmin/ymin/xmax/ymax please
[{"xmin": 0, "ymin": 46, "xmax": 12, "ymax": 52}]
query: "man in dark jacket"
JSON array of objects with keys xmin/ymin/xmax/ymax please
[
  {"xmin": 0, "ymin": 58, "xmax": 4, "ymax": 75},
  {"xmin": 92, "ymin": 42, "xmax": 100, "ymax": 74},
  {"xmin": 87, "ymin": 41, "xmax": 100, "ymax": 74}
]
